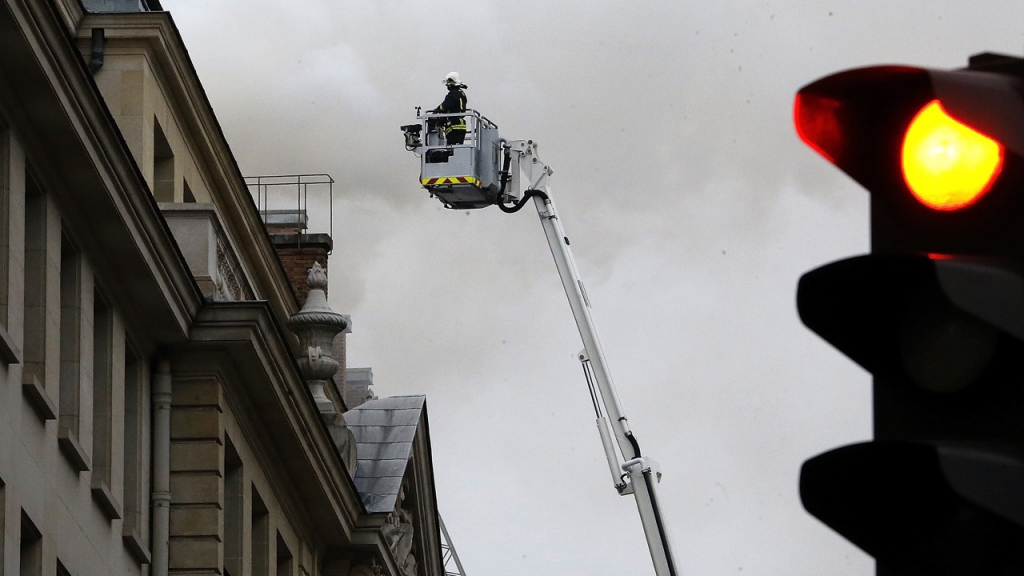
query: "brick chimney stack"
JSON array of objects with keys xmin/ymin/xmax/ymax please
[{"xmin": 264, "ymin": 209, "xmax": 333, "ymax": 305}]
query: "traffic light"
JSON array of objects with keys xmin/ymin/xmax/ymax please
[{"xmin": 794, "ymin": 53, "xmax": 1024, "ymax": 574}]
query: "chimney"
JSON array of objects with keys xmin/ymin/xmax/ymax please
[
  {"xmin": 343, "ymin": 367, "xmax": 376, "ymax": 409},
  {"xmin": 265, "ymin": 209, "xmax": 333, "ymax": 305}
]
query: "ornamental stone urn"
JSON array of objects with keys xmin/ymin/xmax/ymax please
[{"xmin": 286, "ymin": 262, "xmax": 348, "ymax": 414}]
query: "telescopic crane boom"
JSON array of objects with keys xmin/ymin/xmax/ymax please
[{"xmin": 401, "ymin": 111, "xmax": 679, "ymax": 576}]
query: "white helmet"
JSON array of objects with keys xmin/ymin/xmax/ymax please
[{"xmin": 444, "ymin": 71, "xmax": 461, "ymax": 86}]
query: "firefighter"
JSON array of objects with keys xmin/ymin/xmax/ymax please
[{"xmin": 434, "ymin": 72, "xmax": 467, "ymax": 145}]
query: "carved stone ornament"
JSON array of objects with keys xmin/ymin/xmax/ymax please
[
  {"xmin": 381, "ymin": 485, "xmax": 418, "ymax": 576},
  {"xmin": 286, "ymin": 262, "xmax": 349, "ymax": 414},
  {"xmin": 324, "ymin": 411, "xmax": 359, "ymax": 475},
  {"xmin": 308, "ymin": 260, "xmax": 328, "ymax": 289},
  {"xmin": 214, "ymin": 238, "xmax": 245, "ymax": 301}
]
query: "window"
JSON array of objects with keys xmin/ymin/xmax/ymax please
[
  {"xmin": 183, "ymin": 179, "xmax": 197, "ymax": 203},
  {"xmin": 0, "ymin": 129, "xmax": 19, "ymax": 365},
  {"xmin": 0, "ymin": 130, "xmax": 10, "ymax": 330},
  {"xmin": 0, "ymin": 129, "xmax": 17, "ymax": 365},
  {"xmin": 57, "ymin": 234, "xmax": 90, "ymax": 472},
  {"xmin": 23, "ymin": 178, "xmax": 49, "ymax": 388},
  {"xmin": 58, "ymin": 234, "xmax": 82, "ymax": 434},
  {"xmin": 252, "ymin": 487, "xmax": 269, "ymax": 576},
  {"xmin": 20, "ymin": 178, "xmax": 57, "ymax": 421},
  {"xmin": 1, "ymin": 479, "xmax": 5, "ymax": 569},
  {"xmin": 276, "ymin": 532, "xmax": 293, "ymax": 576},
  {"xmin": 224, "ymin": 438, "xmax": 243, "ymax": 576},
  {"xmin": 122, "ymin": 346, "xmax": 148, "ymax": 548},
  {"xmin": 153, "ymin": 120, "xmax": 174, "ymax": 202},
  {"xmin": 91, "ymin": 290, "xmax": 120, "ymax": 519},
  {"xmin": 20, "ymin": 511, "xmax": 42, "ymax": 576}
]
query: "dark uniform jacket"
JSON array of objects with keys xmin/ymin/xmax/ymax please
[{"xmin": 436, "ymin": 85, "xmax": 467, "ymax": 134}]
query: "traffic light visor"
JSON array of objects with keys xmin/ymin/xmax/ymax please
[
  {"xmin": 901, "ymin": 100, "xmax": 1004, "ymax": 211},
  {"xmin": 794, "ymin": 93, "xmax": 844, "ymax": 164},
  {"xmin": 801, "ymin": 441, "xmax": 1024, "ymax": 567},
  {"xmin": 797, "ymin": 254, "xmax": 1024, "ymax": 382}
]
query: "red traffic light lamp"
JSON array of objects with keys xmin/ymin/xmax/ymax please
[
  {"xmin": 794, "ymin": 53, "xmax": 1024, "ymax": 575},
  {"xmin": 900, "ymin": 100, "xmax": 1003, "ymax": 211}
]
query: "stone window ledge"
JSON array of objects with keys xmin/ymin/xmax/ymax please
[
  {"xmin": 91, "ymin": 480, "xmax": 122, "ymax": 520},
  {"xmin": 22, "ymin": 374, "xmax": 56, "ymax": 421},
  {"xmin": 57, "ymin": 427, "xmax": 91, "ymax": 472},
  {"xmin": 123, "ymin": 531, "xmax": 151, "ymax": 565},
  {"xmin": 0, "ymin": 324, "xmax": 20, "ymax": 364}
]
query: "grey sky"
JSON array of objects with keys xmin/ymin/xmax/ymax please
[{"xmin": 162, "ymin": 1, "xmax": 1024, "ymax": 574}]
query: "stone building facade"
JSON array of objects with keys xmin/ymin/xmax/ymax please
[{"xmin": 0, "ymin": 1, "xmax": 446, "ymax": 576}]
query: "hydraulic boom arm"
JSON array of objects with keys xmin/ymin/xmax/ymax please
[{"xmin": 505, "ymin": 140, "xmax": 679, "ymax": 576}]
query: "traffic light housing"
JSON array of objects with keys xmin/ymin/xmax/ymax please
[
  {"xmin": 796, "ymin": 54, "xmax": 1024, "ymax": 259},
  {"xmin": 795, "ymin": 53, "xmax": 1024, "ymax": 574}
]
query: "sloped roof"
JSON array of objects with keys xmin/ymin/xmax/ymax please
[{"xmin": 344, "ymin": 395, "xmax": 426, "ymax": 513}]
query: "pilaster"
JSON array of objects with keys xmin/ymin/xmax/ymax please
[{"xmin": 168, "ymin": 376, "xmax": 223, "ymax": 575}]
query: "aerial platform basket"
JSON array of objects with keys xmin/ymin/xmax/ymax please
[{"xmin": 401, "ymin": 110, "xmax": 505, "ymax": 209}]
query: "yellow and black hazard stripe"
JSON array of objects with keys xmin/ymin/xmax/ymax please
[{"xmin": 422, "ymin": 176, "xmax": 479, "ymax": 186}]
